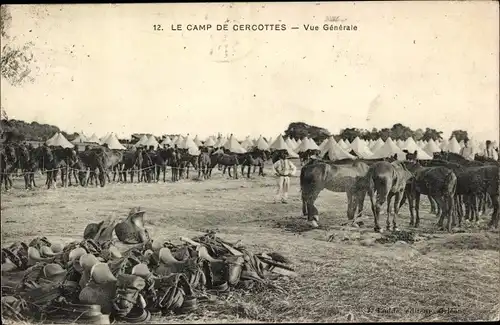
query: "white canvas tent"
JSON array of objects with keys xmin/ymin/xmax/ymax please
[
  {"xmin": 224, "ymin": 134, "xmax": 247, "ymax": 154},
  {"xmin": 269, "ymin": 135, "xmax": 299, "ymax": 158},
  {"xmin": 203, "ymin": 137, "xmax": 216, "ymax": 147},
  {"xmin": 46, "ymin": 133, "xmax": 74, "ymax": 148},
  {"xmin": 423, "ymin": 139, "xmax": 441, "ymax": 155},
  {"xmin": 87, "ymin": 133, "xmax": 100, "ymax": 144},
  {"xmin": 240, "ymin": 136, "xmax": 254, "ymax": 149},
  {"xmin": 143, "ymin": 135, "xmax": 160, "ymax": 149},
  {"xmin": 254, "ymin": 136, "xmax": 270, "ymax": 151},
  {"xmin": 103, "ymin": 133, "xmax": 126, "ymax": 150},
  {"xmin": 296, "ymin": 137, "xmax": 320, "ymax": 152},
  {"xmin": 370, "ymin": 137, "xmax": 405, "ymax": 160},
  {"xmin": 445, "ymin": 137, "xmax": 461, "ymax": 154},
  {"xmin": 402, "ymin": 137, "xmax": 432, "ymax": 160},
  {"xmin": 349, "ymin": 137, "xmax": 373, "ymax": 159},
  {"xmin": 321, "ymin": 138, "xmax": 356, "ymax": 161},
  {"xmin": 71, "ymin": 133, "xmax": 88, "ymax": 144}
]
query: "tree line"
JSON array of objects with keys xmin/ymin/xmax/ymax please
[{"xmin": 284, "ymin": 122, "xmax": 470, "ymax": 144}]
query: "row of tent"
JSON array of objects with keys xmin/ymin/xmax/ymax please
[{"xmin": 46, "ymin": 131, "xmax": 497, "ymax": 161}]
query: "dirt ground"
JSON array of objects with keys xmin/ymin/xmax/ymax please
[{"xmin": 1, "ymin": 164, "xmax": 499, "ymax": 323}]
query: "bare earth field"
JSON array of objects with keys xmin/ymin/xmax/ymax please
[{"xmin": 1, "ymin": 164, "xmax": 499, "ymax": 323}]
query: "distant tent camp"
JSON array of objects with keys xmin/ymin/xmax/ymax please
[
  {"xmin": 46, "ymin": 133, "xmax": 74, "ymax": 148},
  {"xmin": 269, "ymin": 135, "xmax": 298, "ymax": 158},
  {"xmin": 203, "ymin": 137, "xmax": 216, "ymax": 147},
  {"xmin": 88, "ymin": 133, "xmax": 100, "ymax": 144},
  {"xmin": 349, "ymin": 137, "xmax": 373, "ymax": 159},
  {"xmin": 423, "ymin": 139, "xmax": 441, "ymax": 155},
  {"xmin": 370, "ymin": 137, "xmax": 405, "ymax": 160},
  {"xmin": 224, "ymin": 134, "xmax": 247, "ymax": 154},
  {"xmin": 296, "ymin": 137, "xmax": 320, "ymax": 152},
  {"xmin": 160, "ymin": 136, "xmax": 172, "ymax": 146},
  {"xmin": 72, "ymin": 133, "xmax": 88, "ymax": 144},
  {"xmin": 193, "ymin": 135, "xmax": 203, "ymax": 147},
  {"xmin": 103, "ymin": 133, "xmax": 126, "ymax": 150},
  {"xmin": 254, "ymin": 135, "xmax": 270, "ymax": 151},
  {"xmin": 321, "ymin": 138, "xmax": 356, "ymax": 161},
  {"xmin": 337, "ymin": 139, "xmax": 350, "ymax": 150},
  {"xmin": 401, "ymin": 137, "xmax": 432, "ymax": 160},
  {"xmin": 135, "ymin": 134, "xmax": 149, "ymax": 147},
  {"xmin": 370, "ymin": 138, "xmax": 385, "ymax": 153},
  {"xmin": 445, "ymin": 137, "xmax": 461, "ymax": 154},
  {"xmin": 143, "ymin": 135, "xmax": 160, "ymax": 149},
  {"xmin": 240, "ymin": 136, "xmax": 254, "ymax": 149}
]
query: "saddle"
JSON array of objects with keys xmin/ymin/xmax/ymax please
[
  {"xmin": 83, "ymin": 217, "xmax": 118, "ymax": 244},
  {"xmin": 115, "ymin": 207, "xmax": 151, "ymax": 244},
  {"xmin": 155, "ymin": 247, "xmax": 206, "ymax": 289},
  {"xmin": 78, "ymin": 258, "xmax": 118, "ymax": 315}
]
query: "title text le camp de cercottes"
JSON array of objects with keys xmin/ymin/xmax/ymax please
[{"xmin": 168, "ymin": 23, "xmax": 358, "ymax": 32}]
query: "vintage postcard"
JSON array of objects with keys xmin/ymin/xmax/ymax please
[{"xmin": 1, "ymin": 2, "xmax": 499, "ymax": 324}]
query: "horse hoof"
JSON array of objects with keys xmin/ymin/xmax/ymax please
[{"xmin": 309, "ymin": 220, "xmax": 319, "ymax": 228}]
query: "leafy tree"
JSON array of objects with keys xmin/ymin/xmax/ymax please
[
  {"xmin": 421, "ymin": 128, "xmax": 443, "ymax": 141},
  {"xmin": 389, "ymin": 123, "xmax": 414, "ymax": 140},
  {"xmin": 450, "ymin": 130, "xmax": 468, "ymax": 142},
  {"xmin": 338, "ymin": 128, "xmax": 362, "ymax": 142},
  {"xmin": 413, "ymin": 128, "xmax": 424, "ymax": 140},
  {"xmin": 284, "ymin": 122, "xmax": 331, "ymax": 143}
]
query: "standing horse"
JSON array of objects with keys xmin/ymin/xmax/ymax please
[
  {"xmin": 0, "ymin": 144, "xmax": 17, "ymax": 191},
  {"xmin": 16, "ymin": 143, "xmax": 37, "ymax": 189},
  {"xmin": 365, "ymin": 161, "xmax": 414, "ymax": 232},
  {"xmin": 402, "ymin": 161, "xmax": 457, "ymax": 231},
  {"xmin": 300, "ymin": 159, "xmax": 370, "ymax": 228},
  {"xmin": 177, "ymin": 149, "xmax": 198, "ymax": 179},
  {"xmin": 198, "ymin": 151, "xmax": 212, "ymax": 180},
  {"xmin": 240, "ymin": 148, "xmax": 267, "ymax": 178},
  {"xmin": 164, "ymin": 147, "xmax": 182, "ymax": 182},
  {"xmin": 214, "ymin": 149, "xmax": 240, "ymax": 179}
]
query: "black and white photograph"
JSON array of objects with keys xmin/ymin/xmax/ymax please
[{"xmin": 1, "ymin": 2, "xmax": 499, "ymax": 323}]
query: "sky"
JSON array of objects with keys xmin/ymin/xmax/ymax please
[{"xmin": 1, "ymin": 2, "xmax": 499, "ymax": 142}]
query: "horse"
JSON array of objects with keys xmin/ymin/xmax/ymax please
[
  {"xmin": 240, "ymin": 148, "xmax": 267, "ymax": 178},
  {"xmin": 76, "ymin": 148, "xmax": 107, "ymax": 187},
  {"xmin": 300, "ymin": 159, "xmax": 370, "ymax": 228},
  {"xmin": 177, "ymin": 149, "xmax": 198, "ymax": 179},
  {"xmin": 198, "ymin": 151, "xmax": 212, "ymax": 180},
  {"xmin": 0, "ymin": 144, "xmax": 17, "ymax": 191},
  {"xmin": 214, "ymin": 149, "xmax": 241, "ymax": 179},
  {"xmin": 402, "ymin": 161, "xmax": 457, "ymax": 231},
  {"xmin": 16, "ymin": 143, "xmax": 38, "ymax": 189},
  {"xmin": 38, "ymin": 146, "xmax": 68, "ymax": 189},
  {"xmin": 163, "ymin": 147, "xmax": 182, "ymax": 182},
  {"xmin": 365, "ymin": 160, "xmax": 414, "ymax": 232}
]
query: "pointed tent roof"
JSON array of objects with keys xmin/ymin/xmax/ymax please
[
  {"xmin": 103, "ymin": 133, "xmax": 126, "ymax": 150},
  {"xmin": 439, "ymin": 138, "xmax": 449, "ymax": 150},
  {"xmin": 214, "ymin": 136, "xmax": 226, "ymax": 148},
  {"xmin": 350, "ymin": 137, "xmax": 373, "ymax": 159},
  {"xmin": 267, "ymin": 137, "xmax": 274, "ymax": 146},
  {"xmin": 322, "ymin": 139, "xmax": 356, "ymax": 161},
  {"xmin": 240, "ymin": 136, "xmax": 254, "ymax": 149},
  {"xmin": 417, "ymin": 140, "xmax": 426, "ymax": 149},
  {"xmin": 337, "ymin": 139, "xmax": 350, "ymax": 150},
  {"xmin": 46, "ymin": 132, "xmax": 74, "ymax": 148},
  {"xmin": 88, "ymin": 133, "xmax": 100, "ymax": 144},
  {"xmin": 296, "ymin": 137, "xmax": 320, "ymax": 152},
  {"xmin": 402, "ymin": 137, "xmax": 432, "ymax": 160},
  {"xmin": 319, "ymin": 138, "xmax": 330, "ymax": 151},
  {"xmin": 446, "ymin": 137, "xmax": 461, "ymax": 153},
  {"xmin": 193, "ymin": 135, "xmax": 203, "ymax": 147},
  {"xmin": 285, "ymin": 137, "xmax": 295, "ymax": 150},
  {"xmin": 458, "ymin": 140, "xmax": 465, "ymax": 148},
  {"xmin": 46, "ymin": 132, "xmax": 59, "ymax": 144},
  {"xmin": 423, "ymin": 139, "xmax": 441, "ymax": 155},
  {"xmin": 160, "ymin": 136, "xmax": 172, "ymax": 146},
  {"xmin": 396, "ymin": 139, "xmax": 406, "ymax": 149},
  {"xmin": 224, "ymin": 134, "xmax": 247, "ymax": 153},
  {"xmin": 135, "ymin": 134, "xmax": 149, "ymax": 146},
  {"xmin": 254, "ymin": 135, "xmax": 270, "ymax": 150},
  {"xmin": 370, "ymin": 138, "xmax": 385, "ymax": 152},
  {"xmin": 178, "ymin": 134, "xmax": 197, "ymax": 149},
  {"xmin": 100, "ymin": 133, "xmax": 111, "ymax": 145},
  {"xmin": 204, "ymin": 137, "xmax": 216, "ymax": 147},
  {"xmin": 72, "ymin": 133, "xmax": 88, "ymax": 144},
  {"xmin": 174, "ymin": 135, "xmax": 185, "ymax": 146},
  {"xmin": 269, "ymin": 135, "xmax": 298, "ymax": 157},
  {"xmin": 143, "ymin": 135, "xmax": 160, "ymax": 148},
  {"xmin": 370, "ymin": 137, "xmax": 405, "ymax": 160}
]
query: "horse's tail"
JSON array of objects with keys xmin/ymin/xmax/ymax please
[
  {"xmin": 366, "ymin": 167, "xmax": 388, "ymax": 205},
  {"xmin": 444, "ymin": 170, "xmax": 457, "ymax": 196}
]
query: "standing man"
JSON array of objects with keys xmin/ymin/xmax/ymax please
[
  {"xmin": 272, "ymin": 150, "xmax": 297, "ymax": 204},
  {"xmin": 459, "ymin": 138, "xmax": 474, "ymax": 160},
  {"xmin": 484, "ymin": 140, "xmax": 498, "ymax": 160}
]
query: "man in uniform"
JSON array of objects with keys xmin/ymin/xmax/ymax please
[
  {"xmin": 484, "ymin": 140, "xmax": 498, "ymax": 160},
  {"xmin": 272, "ymin": 150, "xmax": 297, "ymax": 204}
]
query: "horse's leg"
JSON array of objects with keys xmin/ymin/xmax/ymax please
[
  {"xmin": 393, "ymin": 191, "xmax": 402, "ymax": 231},
  {"xmin": 429, "ymin": 195, "xmax": 436, "ymax": 214},
  {"xmin": 386, "ymin": 192, "xmax": 394, "ymax": 231},
  {"xmin": 253, "ymin": 165, "xmax": 257, "ymax": 174},
  {"xmin": 306, "ymin": 190, "xmax": 321, "ymax": 227},
  {"xmin": 414, "ymin": 193, "xmax": 421, "ymax": 228},
  {"xmin": 227, "ymin": 165, "xmax": 232, "ymax": 178},
  {"xmin": 473, "ymin": 194, "xmax": 479, "ymax": 223},
  {"xmin": 24, "ymin": 172, "xmax": 29, "ymax": 190},
  {"xmin": 436, "ymin": 196, "xmax": 446, "ymax": 230},
  {"xmin": 487, "ymin": 194, "xmax": 499, "ymax": 228},
  {"xmin": 247, "ymin": 164, "xmax": 251, "ymax": 178},
  {"xmin": 234, "ymin": 164, "xmax": 238, "ymax": 179},
  {"xmin": 346, "ymin": 190, "xmax": 355, "ymax": 220},
  {"xmin": 222, "ymin": 166, "xmax": 227, "ymax": 175},
  {"xmin": 241, "ymin": 164, "xmax": 245, "ymax": 177},
  {"xmin": 369, "ymin": 190, "xmax": 379, "ymax": 232}
]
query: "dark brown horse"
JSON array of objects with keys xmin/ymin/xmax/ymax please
[
  {"xmin": 300, "ymin": 159, "xmax": 370, "ymax": 228},
  {"xmin": 198, "ymin": 151, "xmax": 212, "ymax": 180},
  {"xmin": 402, "ymin": 161, "xmax": 457, "ymax": 231},
  {"xmin": 240, "ymin": 148, "xmax": 268, "ymax": 178},
  {"xmin": 0, "ymin": 144, "xmax": 17, "ymax": 191},
  {"xmin": 214, "ymin": 149, "xmax": 241, "ymax": 179},
  {"xmin": 365, "ymin": 161, "xmax": 414, "ymax": 232}
]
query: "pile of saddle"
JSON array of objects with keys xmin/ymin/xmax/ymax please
[{"xmin": 1, "ymin": 232, "xmax": 294, "ymax": 324}]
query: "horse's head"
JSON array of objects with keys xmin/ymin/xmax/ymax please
[
  {"xmin": 403, "ymin": 150, "xmax": 418, "ymax": 162},
  {"xmin": 433, "ymin": 151, "xmax": 447, "ymax": 160}
]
